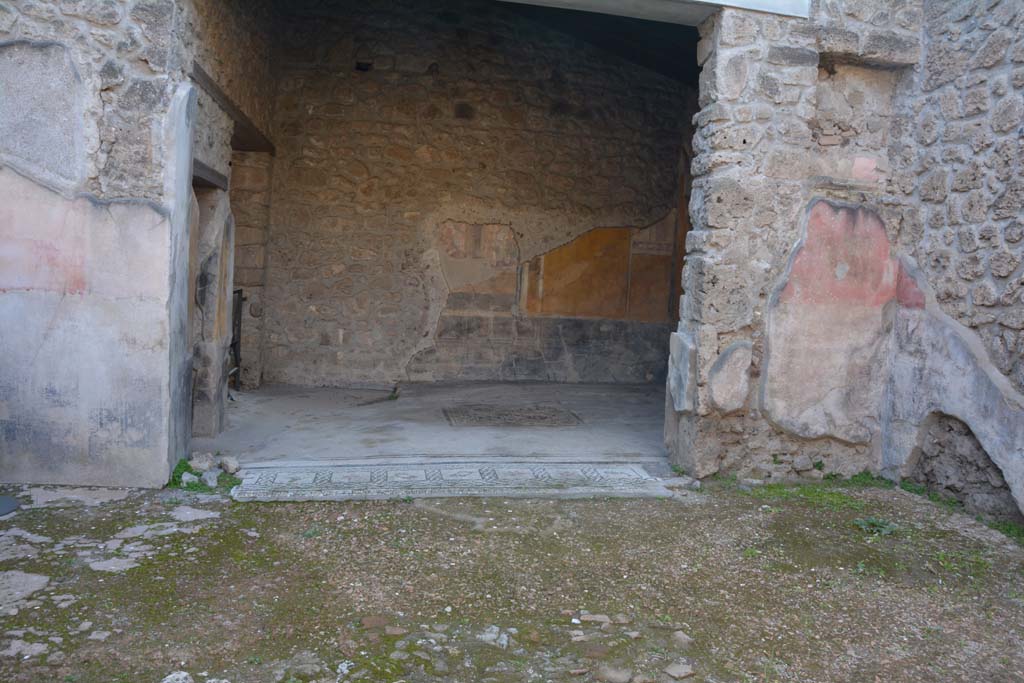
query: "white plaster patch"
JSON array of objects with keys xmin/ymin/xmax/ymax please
[
  {"xmin": 0, "ymin": 638, "xmax": 48, "ymax": 658},
  {"xmin": 87, "ymin": 558, "xmax": 140, "ymax": 573},
  {"xmin": 27, "ymin": 487, "xmax": 133, "ymax": 508},
  {"xmin": 169, "ymin": 506, "xmax": 220, "ymax": 522}
]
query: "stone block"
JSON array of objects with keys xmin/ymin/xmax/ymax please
[
  {"xmin": 0, "ymin": 41, "xmax": 84, "ymax": 188},
  {"xmin": 767, "ymin": 45, "xmax": 819, "ymax": 67},
  {"xmin": 708, "ymin": 341, "xmax": 752, "ymax": 414},
  {"xmin": 59, "ymin": 0, "xmax": 124, "ymax": 26},
  {"xmin": 667, "ymin": 331, "xmax": 697, "ymax": 413},
  {"xmin": 861, "ymin": 31, "xmax": 920, "ymax": 66}
]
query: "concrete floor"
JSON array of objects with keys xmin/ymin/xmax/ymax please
[{"xmin": 192, "ymin": 382, "xmax": 669, "ymax": 473}]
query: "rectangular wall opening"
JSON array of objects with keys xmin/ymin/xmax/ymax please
[{"xmin": 194, "ymin": 0, "xmax": 702, "ymax": 488}]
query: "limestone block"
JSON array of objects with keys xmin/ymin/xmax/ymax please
[
  {"xmin": 861, "ymin": 31, "xmax": 920, "ymax": 66},
  {"xmin": 709, "ymin": 341, "xmax": 752, "ymax": 414},
  {"xmin": 0, "ymin": 41, "xmax": 84, "ymax": 188},
  {"xmin": 59, "ymin": 0, "xmax": 124, "ymax": 26},
  {"xmin": 130, "ymin": 0, "xmax": 175, "ymax": 70}
]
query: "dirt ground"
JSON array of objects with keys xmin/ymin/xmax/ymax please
[{"xmin": 1, "ymin": 477, "xmax": 1023, "ymax": 683}]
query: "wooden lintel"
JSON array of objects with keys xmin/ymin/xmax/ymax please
[
  {"xmin": 192, "ymin": 158, "xmax": 229, "ymax": 191},
  {"xmin": 190, "ymin": 62, "xmax": 276, "ymax": 155}
]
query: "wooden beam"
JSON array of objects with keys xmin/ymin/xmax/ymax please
[
  {"xmin": 190, "ymin": 62, "xmax": 275, "ymax": 155},
  {"xmin": 192, "ymin": 158, "xmax": 229, "ymax": 191}
]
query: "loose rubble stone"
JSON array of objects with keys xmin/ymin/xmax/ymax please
[
  {"xmin": 160, "ymin": 673, "xmax": 194, "ymax": 683},
  {"xmin": 0, "ymin": 639, "xmax": 49, "ymax": 658},
  {"xmin": 219, "ymin": 456, "xmax": 240, "ymax": 474},
  {"xmin": 188, "ymin": 452, "xmax": 216, "ymax": 472},
  {"xmin": 579, "ymin": 613, "xmax": 611, "ymax": 624},
  {"xmin": 200, "ymin": 470, "xmax": 220, "ymax": 488},
  {"xmin": 664, "ymin": 661, "xmax": 695, "ymax": 679},
  {"xmin": 672, "ymin": 630, "xmax": 694, "ymax": 649}
]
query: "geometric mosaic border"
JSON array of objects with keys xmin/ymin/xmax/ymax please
[{"xmin": 232, "ymin": 463, "xmax": 669, "ymax": 502}]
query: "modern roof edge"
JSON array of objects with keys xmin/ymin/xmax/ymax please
[{"xmin": 498, "ymin": 0, "xmax": 810, "ymax": 26}]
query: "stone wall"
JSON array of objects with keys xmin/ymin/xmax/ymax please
[
  {"xmin": 1, "ymin": 1, "xmax": 183, "ymax": 198},
  {"xmin": 905, "ymin": 0, "xmax": 1024, "ymax": 393},
  {"xmin": 909, "ymin": 414, "xmax": 1024, "ymax": 522},
  {"xmin": 0, "ymin": 1, "xmax": 272, "ymax": 485},
  {"xmin": 231, "ymin": 151, "xmax": 275, "ymax": 388},
  {"xmin": 179, "ymin": 0, "xmax": 276, "ymax": 143},
  {"xmin": 666, "ymin": 0, "xmax": 1024, "ymax": 516},
  {"xmin": 262, "ymin": 0, "xmax": 689, "ymax": 387},
  {"xmin": 666, "ymin": 2, "xmax": 923, "ymax": 480}
]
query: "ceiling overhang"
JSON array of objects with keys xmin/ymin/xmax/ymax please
[{"xmin": 498, "ymin": 0, "xmax": 809, "ymax": 25}]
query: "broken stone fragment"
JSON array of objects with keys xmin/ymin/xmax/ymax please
[
  {"xmin": 580, "ymin": 613, "xmax": 611, "ymax": 624},
  {"xmin": 672, "ymin": 630, "xmax": 694, "ymax": 649},
  {"xmin": 160, "ymin": 673, "xmax": 194, "ymax": 683},
  {"xmin": 0, "ymin": 639, "xmax": 48, "ymax": 658},
  {"xmin": 180, "ymin": 472, "xmax": 199, "ymax": 486},
  {"xmin": 664, "ymin": 661, "xmax": 695, "ymax": 679},
  {"xmin": 188, "ymin": 452, "xmax": 216, "ymax": 472},
  {"xmin": 792, "ymin": 455, "xmax": 814, "ymax": 472},
  {"xmin": 200, "ymin": 469, "xmax": 220, "ymax": 488},
  {"xmin": 219, "ymin": 456, "xmax": 240, "ymax": 474}
]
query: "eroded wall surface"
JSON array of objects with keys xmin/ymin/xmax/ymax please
[
  {"xmin": 667, "ymin": 0, "xmax": 1024, "ymax": 514},
  {"xmin": 0, "ymin": 1, "xmax": 276, "ymax": 485},
  {"xmin": 0, "ymin": 3, "xmax": 201, "ymax": 486},
  {"xmin": 262, "ymin": 0, "xmax": 689, "ymax": 387}
]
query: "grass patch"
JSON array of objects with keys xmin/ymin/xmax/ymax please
[
  {"xmin": 747, "ymin": 483, "xmax": 865, "ymax": 511},
  {"xmin": 986, "ymin": 519, "xmax": 1024, "ymax": 546},
  {"xmin": 841, "ymin": 472, "xmax": 896, "ymax": 489},
  {"xmin": 853, "ymin": 517, "xmax": 899, "ymax": 537},
  {"xmin": 168, "ymin": 459, "xmax": 240, "ymax": 493},
  {"xmin": 932, "ymin": 549, "xmax": 991, "ymax": 579},
  {"xmin": 169, "ymin": 458, "xmax": 194, "ymax": 488},
  {"xmin": 899, "ymin": 480, "xmax": 964, "ymax": 511}
]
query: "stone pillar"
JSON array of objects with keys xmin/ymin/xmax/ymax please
[{"xmin": 665, "ymin": 5, "xmax": 925, "ymax": 480}]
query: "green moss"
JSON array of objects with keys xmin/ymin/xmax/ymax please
[{"xmin": 169, "ymin": 458, "xmax": 193, "ymax": 487}]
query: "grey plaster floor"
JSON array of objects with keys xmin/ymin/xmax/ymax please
[{"xmin": 192, "ymin": 382, "xmax": 674, "ymax": 500}]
